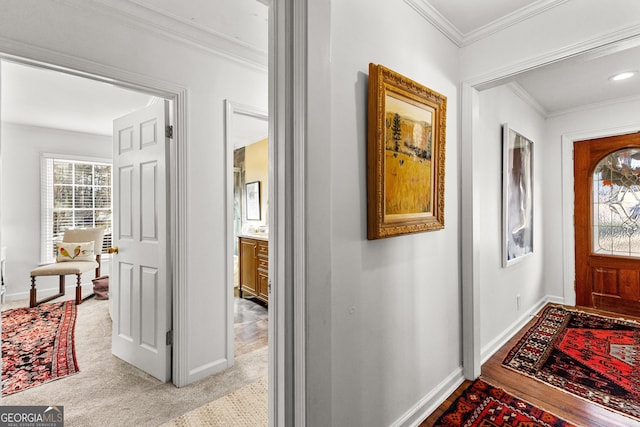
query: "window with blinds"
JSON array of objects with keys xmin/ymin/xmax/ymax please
[{"xmin": 41, "ymin": 155, "xmax": 112, "ymax": 263}]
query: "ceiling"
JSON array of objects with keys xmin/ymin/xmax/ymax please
[
  {"xmin": 131, "ymin": 0, "xmax": 269, "ymax": 53},
  {"xmin": 1, "ymin": 60, "xmax": 154, "ymax": 136},
  {"xmin": 0, "ymin": 0, "xmax": 270, "ymax": 138},
  {"xmin": 514, "ymin": 44, "xmax": 640, "ymax": 114},
  {"xmin": 423, "ymin": 0, "xmax": 640, "ymax": 113},
  {"xmin": 233, "ymin": 113, "xmax": 268, "ymax": 149},
  {"xmin": 427, "ymin": 0, "xmax": 541, "ymax": 35},
  {"xmin": 1, "ymin": 59, "xmax": 270, "ymax": 143},
  {"xmin": 1, "ymin": 0, "xmax": 639, "ymax": 135}
]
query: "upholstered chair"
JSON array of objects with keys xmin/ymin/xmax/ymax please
[{"xmin": 29, "ymin": 227, "xmax": 105, "ymax": 307}]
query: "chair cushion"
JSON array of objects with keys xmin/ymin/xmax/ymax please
[
  {"xmin": 56, "ymin": 241, "xmax": 95, "ymax": 262},
  {"xmin": 31, "ymin": 261, "xmax": 98, "ymax": 276}
]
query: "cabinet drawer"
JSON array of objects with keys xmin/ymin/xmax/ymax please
[
  {"xmin": 257, "ymin": 242, "xmax": 268, "ymax": 255},
  {"xmin": 258, "ymin": 257, "xmax": 269, "ymax": 271},
  {"xmin": 257, "ymin": 272, "xmax": 269, "ymax": 303}
]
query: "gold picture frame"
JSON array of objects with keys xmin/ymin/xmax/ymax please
[{"xmin": 367, "ymin": 63, "xmax": 447, "ymax": 239}]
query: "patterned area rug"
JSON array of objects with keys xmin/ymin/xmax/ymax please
[
  {"xmin": 503, "ymin": 305, "xmax": 640, "ymax": 420},
  {"xmin": 433, "ymin": 379, "xmax": 575, "ymax": 426},
  {"xmin": 2, "ymin": 301, "xmax": 79, "ymax": 396},
  {"xmin": 161, "ymin": 376, "xmax": 267, "ymax": 427}
]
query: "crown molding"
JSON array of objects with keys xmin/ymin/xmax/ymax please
[
  {"xmin": 466, "ymin": 23, "xmax": 640, "ymax": 88},
  {"xmin": 463, "ymin": 0, "xmax": 569, "ymax": 46},
  {"xmin": 547, "ymin": 92, "xmax": 640, "ymax": 118},
  {"xmin": 60, "ymin": 0, "xmax": 267, "ymax": 71},
  {"xmin": 506, "ymin": 82, "xmax": 548, "ymax": 118},
  {"xmin": 405, "ymin": 0, "xmax": 568, "ymax": 47},
  {"xmin": 403, "ymin": 0, "xmax": 464, "ymax": 46}
]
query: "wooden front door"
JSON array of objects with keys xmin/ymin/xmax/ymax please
[{"xmin": 574, "ymin": 132, "xmax": 640, "ymax": 317}]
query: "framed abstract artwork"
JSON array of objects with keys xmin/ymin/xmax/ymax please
[
  {"xmin": 502, "ymin": 124, "xmax": 533, "ymax": 266},
  {"xmin": 367, "ymin": 63, "xmax": 447, "ymax": 239}
]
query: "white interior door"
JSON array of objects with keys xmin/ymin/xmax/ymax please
[{"xmin": 111, "ymin": 101, "xmax": 171, "ymax": 382}]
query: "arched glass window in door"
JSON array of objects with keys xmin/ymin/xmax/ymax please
[{"xmin": 593, "ymin": 148, "xmax": 640, "ymax": 256}]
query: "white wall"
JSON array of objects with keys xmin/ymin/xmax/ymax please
[
  {"xmin": 0, "ymin": 1, "xmax": 268, "ymax": 384},
  {"xmin": 0, "ymin": 123, "xmax": 111, "ymax": 299},
  {"xmin": 319, "ymin": 0, "xmax": 461, "ymax": 424},
  {"xmin": 476, "ymin": 85, "xmax": 547, "ymax": 359},
  {"xmin": 243, "ymin": 138, "xmax": 268, "ymax": 230}
]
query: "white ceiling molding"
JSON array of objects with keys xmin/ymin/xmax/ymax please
[
  {"xmin": 0, "ymin": 35, "xmax": 186, "ymax": 97},
  {"xmin": 463, "ymin": 0, "xmax": 569, "ymax": 46},
  {"xmin": 467, "ymin": 23, "xmax": 640, "ymax": 88},
  {"xmin": 405, "ymin": 0, "xmax": 568, "ymax": 47},
  {"xmin": 547, "ymin": 92, "xmax": 640, "ymax": 119},
  {"xmin": 506, "ymin": 82, "xmax": 548, "ymax": 118},
  {"xmin": 403, "ymin": 0, "xmax": 464, "ymax": 46},
  {"xmin": 61, "ymin": 0, "xmax": 268, "ymax": 71}
]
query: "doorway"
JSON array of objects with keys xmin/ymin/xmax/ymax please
[
  {"xmin": 0, "ymin": 58, "xmax": 178, "ymax": 383},
  {"xmin": 574, "ymin": 132, "xmax": 640, "ymax": 317},
  {"xmin": 224, "ymin": 100, "xmax": 269, "ymax": 361}
]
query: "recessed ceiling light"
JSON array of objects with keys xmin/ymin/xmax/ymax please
[{"xmin": 609, "ymin": 71, "xmax": 637, "ymax": 81}]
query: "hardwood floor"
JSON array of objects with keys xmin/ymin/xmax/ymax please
[
  {"xmin": 234, "ymin": 295, "xmax": 268, "ymax": 357},
  {"xmin": 420, "ymin": 305, "xmax": 639, "ymax": 427}
]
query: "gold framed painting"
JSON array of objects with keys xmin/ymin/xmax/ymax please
[{"xmin": 367, "ymin": 63, "xmax": 447, "ymax": 239}]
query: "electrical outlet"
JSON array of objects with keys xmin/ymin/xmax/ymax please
[{"xmin": 516, "ymin": 294, "xmax": 521, "ymax": 311}]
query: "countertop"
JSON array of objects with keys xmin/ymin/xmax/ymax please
[{"xmin": 238, "ymin": 233, "xmax": 269, "ymax": 241}]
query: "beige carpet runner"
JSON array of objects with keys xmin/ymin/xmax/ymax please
[{"xmin": 161, "ymin": 376, "xmax": 267, "ymax": 426}]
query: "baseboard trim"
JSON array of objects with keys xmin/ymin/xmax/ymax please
[
  {"xmin": 545, "ymin": 294, "xmax": 565, "ymax": 305},
  {"xmin": 480, "ymin": 295, "xmax": 564, "ymax": 364},
  {"xmin": 391, "ymin": 367, "xmax": 465, "ymax": 427}
]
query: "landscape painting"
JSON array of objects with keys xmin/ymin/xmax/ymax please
[
  {"xmin": 384, "ymin": 93, "xmax": 434, "ymax": 217},
  {"xmin": 367, "ymin": 63, "xmax": 447, "ymax": 239}
]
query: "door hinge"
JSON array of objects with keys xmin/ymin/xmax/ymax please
[
  {"xmin": 165, "ymin": 125, "xmax": 174, "ymax": 139},
  {"xmin": 268, "ymin": 279, "xmax": 272, "ymax": 294},
  {"xmin": 166, "ymin": 330, "xmax": 173, "ymax": 346}
]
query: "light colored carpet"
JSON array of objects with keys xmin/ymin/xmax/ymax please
[
  {"xmin": 2, "ymin": 296, "xmax": 268, "ymax": 426},
  {"xmin": 161, "ymin": 376, "xmax": 267, "ymax": 426}
]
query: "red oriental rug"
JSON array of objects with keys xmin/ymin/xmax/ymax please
[
  {"xmin": 432, "ymin": 379, "xmax": 575, "ymax": 426},
  {"xmin": 503, "ymin": 305, "xmax": 640, "ymax": 421},
  {"xmin": 2, "ymin": 301, "xmax": 79, "ymax": 396}
]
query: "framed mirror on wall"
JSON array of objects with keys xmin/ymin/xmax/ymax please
[{"xmin": 245, "ymin": 180, "xmax": 261, "ymax": 221}]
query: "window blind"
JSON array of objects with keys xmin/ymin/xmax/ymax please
[{"xmin": 40, "ymin": 155, "xmax": 113, "ymax": 264}]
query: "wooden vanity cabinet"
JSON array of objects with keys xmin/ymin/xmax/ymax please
[
  {"xmin": 239, "ymin": 236, "xmax": 268, "ymax": 304},
  {"xmin": 239, "ymin": 238, "xmax": 257, "ymax": 297}
]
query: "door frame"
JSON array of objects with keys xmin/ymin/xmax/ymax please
[
  {"xmin": 0, "ymin": 49, "xmax": 188, "ymax": 386},
  {"xmin": 560, "ymin": 125, "xmax": 640, "ymax": 308},
  {"xmin": 271, "ymin": 0, "xmax": 309, "ymax": 424}
]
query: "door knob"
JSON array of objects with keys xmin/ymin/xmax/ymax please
[{"xmin": 108, "ymin": 246, "xmax": 119, "ymax": 254}]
